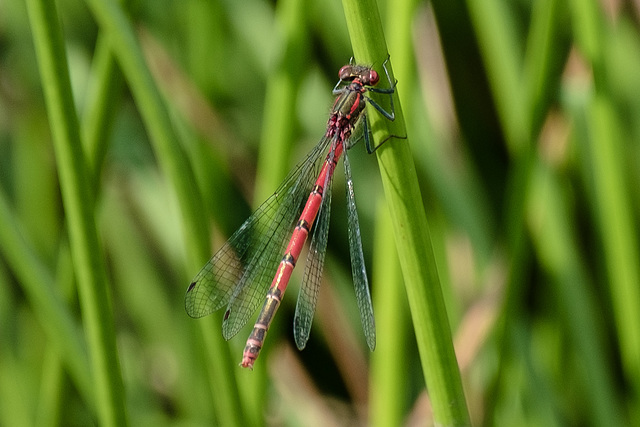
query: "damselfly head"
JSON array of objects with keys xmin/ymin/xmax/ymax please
[
  {"xmin": 338, "ymin": 64, "xmax": 380, "ymax": 86},
  {"xmin": 366, "ymin": 70, "xmax": 380, "ymax": 86}
]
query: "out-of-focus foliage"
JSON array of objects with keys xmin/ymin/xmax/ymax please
[{"xmin": 1, "ymin": 0, "xmax": 639, "ymax": 425}]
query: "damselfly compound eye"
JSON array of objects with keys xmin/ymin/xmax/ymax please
[
  {"xmin": 368, "ymin": 70, "xmax": 380, "ymax": 86},
  {"xmin": 338, "ymin": 65, "xmax": 353, "ymax": 81}
]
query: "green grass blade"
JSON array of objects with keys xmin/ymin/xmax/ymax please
[
  {"xmin": 25, "ymin": 0, "xmax": 127, "ymax": 424},
  {"xmin": 0, "ymin": 192, "xmax": 93, "ymax": 408},
  {"xmin": 528, "ymin": 161, "xmax": 625, "ymax": 426},
  {"xmin": 466, "ymin": 0, "xmax": 529, "ymax": 153},
  {"xmin": 370, "ymin": 200, "xmax": 408, "ymax": 427},
  {"xmin": 341, "ymin": 0, "xmax": 471, "ymax": 425},
  {"xmin": 584, "ymin": 93, "xmax": 640, "ymax": 398},
  {"xmin": 81, "ymin": 34, "xmax": 123, "ymax": 183},
  {"xmin": 81, "ymin": 0, "xmax": 245, "ymax": 424},
  {"xmin": 254, "ymin": 0, "xmax": 309, "ymax": 201},
  {"xmin": 568, "ymin": 0, "xmax": 640, "ymax": 397}
]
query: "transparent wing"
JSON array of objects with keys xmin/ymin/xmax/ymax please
[
  {"xmin": 293, "ymin": 151, "xmax": 335, "ymax": 350},
  {"xmin": 185, "ymin": 136, "xmax": 332, "ymax": 340},
  {"xmin": 343, "ymin": 150, "xmax": 376, "ymax": 350}
]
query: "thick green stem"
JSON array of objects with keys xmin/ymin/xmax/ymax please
[{"xmin": 341, "ymin": 0, "xmax": 471, "ymax": 424}]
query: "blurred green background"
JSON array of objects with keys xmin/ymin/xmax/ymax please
[{"xmin": 2, "ymin": 0, "xmax": 640, "ymax": 425}]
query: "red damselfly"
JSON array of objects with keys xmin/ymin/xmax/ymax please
[{"xmin": 186, "ymin": 58, "xmax": 397, "ymax": 369}]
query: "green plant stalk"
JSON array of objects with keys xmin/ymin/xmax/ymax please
[
  {"xmin": 254, "ymin": 0, "xmax": 309, "ymax": 201},
  {"xmin": 25, "ymin": 0, "xmax": 127, "ymax": 425},
  {"xmin": 36, "ymin": 348, "xmax": 64, "ymax": 427},
  {"xmin": 487, "ymin": 1, "xmax": 556, "ymax": 422},
  {"xmin": 587, "ymin": 94, "xmax": 640, "ymax": 394},
  {"xmin": 0, "ymin": 355, "xmax": 31, "ymax": 426},
  {"xmin": 522, "ymin": 0, "xmax": 568, "ymax": 133},
  {"xmin": 82, "ymin": 0, "xmax": 244, "ymax": 425},
  {"xmin": 82, "ymin": 33, "xmax": 123, "ymax": 184},
  {"xmin": 370, "ymin": 201, "xmax": 407, "ymax": 427},
  {"xmin": 466, "ymin": 0, "xmax": 529, "ymax": 154},
  {"xmin": 82, "ymin": 0, "xmax": 209, "ymax": 267},
  {"xmin": 569, "ymin": 0, "xmax": 640, "ymax": 395},
  {"xmin": 527, "ymin": 162, "xmax": 624, "ymax": 426},
  {"xmin": 0, "ymin": 193, "xmax": 92, "ymax": 407},
  {"xmin": 341, "ymin": 0, "xmax": 471, "ymax": 424}
]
